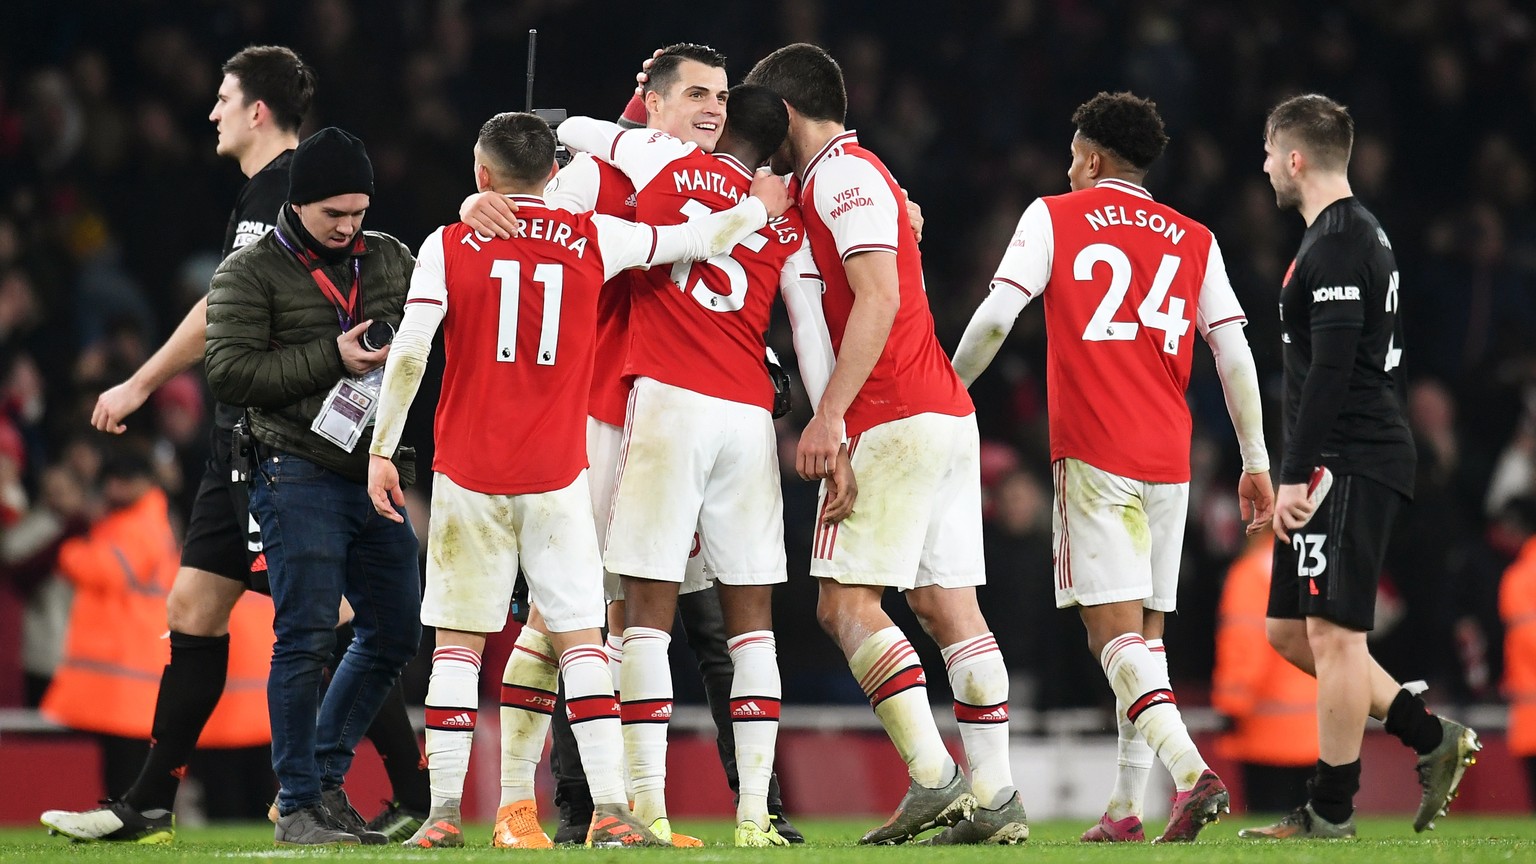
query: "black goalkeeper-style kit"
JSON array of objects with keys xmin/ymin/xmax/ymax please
[{"xmin": 1269, "ymin": 197, "xmax": 1416, "ymax": 630}]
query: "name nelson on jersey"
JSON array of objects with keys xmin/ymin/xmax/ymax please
[
  {"xmin": 1084, "ymin": 205, "xmax": 1185, "ymax": 244},
  {"xmin": 457, "ymin": 220, "xmax": 589, "ymax": 256}
]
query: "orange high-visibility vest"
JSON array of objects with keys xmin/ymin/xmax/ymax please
[
  {"xmin": 41, "ymin": 488, "xmax": 272, "ymax": 746},
  {"xmin": 1213, "ymin": 543, "xmax": 1319, "ymax": 766},
  {"xmin": 1501, "ymin": 536, "xmax": 1536, "ymax": 756},
  {"xmin": 42, "ymin": 488, "xmax": 179, "ymax": 737}
]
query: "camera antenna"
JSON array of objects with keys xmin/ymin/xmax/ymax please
[{"xmin": 525, "ymin": 29, "xmax": 537, "ymax": 112}]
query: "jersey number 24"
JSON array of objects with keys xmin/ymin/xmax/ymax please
[{"xmin": 1075, "ymin": 243, "xmax": 1191, "ymax": 355}]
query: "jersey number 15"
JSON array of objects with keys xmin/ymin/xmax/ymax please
[{"xmin": 1075, "ymin": 243, "xmax": 1191, "ymax": 355}]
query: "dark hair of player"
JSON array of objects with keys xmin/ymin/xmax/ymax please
[
  {"xmin": 644, "ymin": 43, "xmax": 728, "ymax": 97},
  {"xmin": 745, "ymin": 42, "xmax": 846, "ymax": 124},
  {"xmin": 1265, "ymin": 93, "xmax": 1354, "ymax": 172},
  {"xmin": 719, "ymin": 84, "xmax": 788, "ymax": 167},
  {"xmin": 1071, "ymin": 91, "xmax": 1168, "ymax": 172},
  {"xmin": 476, "ymin": 112, "xmax": 557, "ymax": 187},
  {"xmin": 222, "ymin": 45, "xmax": 316, "ymax": 134}
]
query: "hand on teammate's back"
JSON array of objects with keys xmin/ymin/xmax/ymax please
[
  {"xmin": 750, "ymin": 168, "xmax": 791, "ymax": 218},
  {"xmin": 460, "ymin": 191, "xmax": 522, "ymax": 240}
]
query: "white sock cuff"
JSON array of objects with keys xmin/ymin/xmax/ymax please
[
  {"xmin": 559, "ymin": 643, "xmax": 611, "ymax": 675},
  {"xmin": 622, "ymin": 626, "xmax": 671, "ymax": 650},
  {"xmin": 433, "ymin": 645, "xmax": 482, "ymax": 674},
  {"xmin": 726, "ymin": 630, "xmax": 776, "ymax": 659},
  {"xmin": 1099, "ymin": 632, "xmax": 1147, "ymax": 673},
  {"xmin": 940, "ymin": 632, "xmax": 1001, "ymax": 673},
  {"xmin": 604, "ymin": 633, "xmax": 624, "ymax": 663}
]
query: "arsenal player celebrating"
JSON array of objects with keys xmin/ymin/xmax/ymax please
[
  {"xmin": 365, "ymin": 111, "xmax": 787, "ymax": 849},
  {"xmin": 557, "ymin": 82, "xmax": 837, "ymax": 848},
  {"xmin": 746, "ymin": 43, "xmax": 1023, "ymax": 846},
  {"xmin": 951, "ymin": 91, "xmax": 1273, "ymax": 843}
]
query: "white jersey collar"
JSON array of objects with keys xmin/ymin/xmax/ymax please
[
  {"xmin": 1095, "ymin": 177, "xmax": 1153, "ymax": 201},
  {"xmin": 804, "ymin": 130, "xmax": 859, "ymax": 181}
]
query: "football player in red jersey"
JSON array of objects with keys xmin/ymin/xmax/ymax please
[
  {"xmin": 555, "ymin": 82, "xmax": 840, "ymax": 848},
  {"xmin": 746, "ymin": 43, "xmax": 1025, "ymax": 846},
  {"xmin": 366, "ymin": 111, "xmax": 786, "ymax": 849},
  {"xmin": 950, "ymin": 92, "xmax": 1273, "ymax": 843}
]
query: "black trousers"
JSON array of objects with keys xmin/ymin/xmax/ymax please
[{"xmin": 549, "ymin": 585, "xmax": 783, "ymax": 814}]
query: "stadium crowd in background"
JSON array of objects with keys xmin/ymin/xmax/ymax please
[{"xmin": 2, "ymin": 0, "xmax": 1535, "ymax": 815}]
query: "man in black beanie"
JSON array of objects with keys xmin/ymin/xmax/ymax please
[{"xmin": 206, "ymin": 126, "xmax": 423, "ymax": 846}]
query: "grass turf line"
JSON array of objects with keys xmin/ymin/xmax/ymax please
[{"xmin": 2, "ymin": 816, "xmax": 1534, "ymax": 862}]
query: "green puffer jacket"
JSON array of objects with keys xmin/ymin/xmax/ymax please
[{"xmin": 205, "ymin": 221, "xmax": 414, "ymax": 484}]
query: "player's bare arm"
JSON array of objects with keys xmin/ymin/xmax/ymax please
[
  {"xmin": 796, "ymin": 250, "xmax": 899, "ymax": 481},
  {"xmin": 92, "ymin": 296, "xmax": 210, "ymax": 433}
]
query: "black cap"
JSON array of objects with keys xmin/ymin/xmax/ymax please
[{"xmin": 289, "ymin": 127, "xmax": 375, "ymax": 205}]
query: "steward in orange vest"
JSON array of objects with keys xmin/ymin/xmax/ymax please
[
  {"xmin": 1498, "ymin": 497, "xmax": 1536, "ymax": 808},
  {"xmin": 42, "ymin": 463, "xmax": 180, "ymax": 739},
  {"xmin": 1214, "ymin": 534, "xmax": 1319, "ymax": 811}
]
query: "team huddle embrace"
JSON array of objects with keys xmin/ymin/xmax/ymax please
[{"xmin": 40, "ymin": 38, "xmax": 1481, "ymax": 850}]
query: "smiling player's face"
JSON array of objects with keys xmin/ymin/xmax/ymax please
[{"xmin": 652, "ymin": 60, "xmax": 728, "ymax": 152}]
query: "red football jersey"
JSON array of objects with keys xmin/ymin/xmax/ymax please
[
  {"xmin": 798, "ymin": 131, "xmax": 972, "ymax": 436},
  {"xmin": 546, "ymin": 154, "xmax": 638, "ymax": 427},
  {"xmin": 607, "ymin": 129, "xmax": 802, "ymax": 410},
  {"xmin": 990, "ymin": 178, "xmax": 1246, "ymax": 482}
]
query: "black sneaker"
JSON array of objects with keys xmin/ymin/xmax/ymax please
[
  {"xmin": 364, "ymin": 799, "xmax": 428, "ymax": 843},
  {"xmin": 768, "ymin": 803, "xmax": 805, "ymax": 844},
  {"xmin": 41, "ymin": 799, "xmax": 174, "ymax": 844},
  {"xmin": 274, "ymin": 804, "xmax": 360, "ymax": 846},
  {"xmin": 319, "ymin": 787, "xmax": 389, "ymax": 845}
]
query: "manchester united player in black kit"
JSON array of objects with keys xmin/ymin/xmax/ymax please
[
  {"xmin": 1239, "ymin": 94, "xmax": 1481, "ymax": 840},
  {"xmin": 41, "ymin": 46, "xmax": 428, "ymax": 844}
]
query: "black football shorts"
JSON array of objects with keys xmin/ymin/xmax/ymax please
[
  {"xmin": 1268, "ymin": 473, "xmax": 1404, "ymax": 632},
  {"xmin": 180, "ymin": 440, "xmax": 269, "ymax": 595}
]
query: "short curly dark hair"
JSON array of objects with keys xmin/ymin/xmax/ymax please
[{"xmin": 1071, "ymin": 91, "xmax": 1168, "ymax": 171}]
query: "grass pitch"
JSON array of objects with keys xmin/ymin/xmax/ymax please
[{"xmin": 3, "ymin": 816, "xmax": 1534, "ymax": 863}]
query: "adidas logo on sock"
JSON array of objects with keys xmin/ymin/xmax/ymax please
[
  {"xmin": 439, "ymin": 712, "xmax": 475, "ymax": 728},
  {"xmin": 977, "ymin": 705, "xmax": 1008, "ymax": 722},
  {"xmin": 733, "ymin": 701, "xmax": 769, "ymax": 718}
]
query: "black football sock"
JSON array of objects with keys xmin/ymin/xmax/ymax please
[
  {"xmin": 122, "ymin": 632, "xmax": 230, "ymax": 813},
  {"xmin": 1384, "ymin": 689, "xmax": 1444, "ymax": 755},
  {"xmin": 1307, "ymin": 759, "xmax": 1360, "ymax": 825},
  {"xmin": 364, "ymin": 680, "xmax": 430, "ymax": 811}
]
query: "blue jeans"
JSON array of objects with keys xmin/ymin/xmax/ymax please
[{"xmin": 251, "ymin": 453, "xmax": 421, "ymax": 814}]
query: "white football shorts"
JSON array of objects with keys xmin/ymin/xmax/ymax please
[
  {"xmin": 420, "ymin": 471, "xmax": 605, "ymax": 634},
  {"xmin": 588, "ymin": 414, "xmax": 711, "ymax": 600},
  {"xmin": 810, "ymin": 412, "xmax": 985, "ymax": 591},
  {"xmin": 1051, "ymin": 457, "xmax": 1189, "ymax": 611},
  {"xmin": 604, "ymin": 377, "xmax": 787, "ymax": 587}
]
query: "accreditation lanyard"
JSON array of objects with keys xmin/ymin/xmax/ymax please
[{"xmin": 274, "ymin": 228, "xmax": 362, "ymax": 331}]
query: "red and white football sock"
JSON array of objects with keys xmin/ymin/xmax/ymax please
[
  {"xmin": 560, "ymin": 643, "xmax": 626, "ymax": 806},
  {"xmin": 424, "ymin": 645, "xmax": 481, "ymax": 810},
  {"xmin": 727, "ymin": 630, "xmax": 781, "ymax": 828},
  {"xmin": 943, "ymin": 632, "xmax": 1013, "ymax": 808},
  {"xmin": 1105, "ymin": 638, "xmax": 1160, "ymax": 820},
  {"xmin": 620, "ymin": 627, "xmax": 673, "ymax": 822},
  {"xmin": 498, "ymin": 627, "xmax": 557, "ymax": 807},
  {"xmin": 849, "ymin": 627, "xmax": 953, "ymax": 788},
  {"xmin": 1101, "ymin": 633, "xmax": 1206, "ymax": 791}
]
